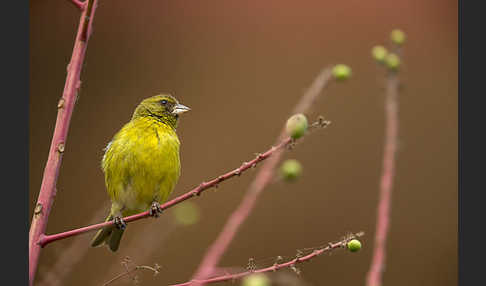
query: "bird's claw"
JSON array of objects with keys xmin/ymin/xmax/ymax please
[
  {"xmin": 114, "ymin": 216, "xmax": 127, "ymax": 230},
  {"xmin": 149, "ymin": 202, "xmax": 163, "ymax": 218}
]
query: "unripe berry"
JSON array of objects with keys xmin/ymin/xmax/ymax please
[
  {"xmin": 286, "ymin": 113, "xmax": 308, "ymax": 139},
  {"xmin": 332, "ymin": 64, "xmax": 352, "ymax": 81},
  {"xmin": 347, "ymin": 239, "xmax": 362, "ymax": 252},
  {"xmin": 371, "ymin": 45, "xmax": 388, "ymax": 63},
  {"xmin": 391, "ymin": 29, "xmax": 406, "ymax": 45},
  {"xmin": 384, "ymin": 53, "xmax": 400, "ymax": 70},
  {"xmin": 242, "ymin": 273, "xmax": 270, "ymax": 286},
  {"xmin": 280, "ymin": 159, "xmax": 303, "ymax": 182},
  {"xmin": 173, "ymin": 202, "xmax": 200, "ymax": 226}
]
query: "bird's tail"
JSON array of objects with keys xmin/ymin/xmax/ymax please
[{"xmin": 90, "ymin": 213, "xmax": 125, "ymax": 252}]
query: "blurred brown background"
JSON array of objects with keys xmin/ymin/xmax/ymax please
[{"xmin": 29, "ymin": 0, "xmax": 457, "ymax": 285}]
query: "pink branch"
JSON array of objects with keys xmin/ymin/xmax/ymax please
[
  {"xmin": 29, "ymin": 1, "xmax": 98, "ymax": 285},
  {"xmin": 68, "ymin": 0, "xmax": 87, "ymax": 11},
  {"xmin": 190, "ymin": 68, "xmax": 334, "ymax": 284},
  {"xmin": 365, "ymin": 73, "xmax": 399, "ymax": 286},
  {"xmin": 37, "ymin": 137, "xmax": 293, "ymax": 247},
  {"xmin": 172, "ymin": 232, "xmax": 364, "ymax": 286}
]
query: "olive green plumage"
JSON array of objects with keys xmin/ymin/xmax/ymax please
[{"xmin": 91, "ymin": 94, "xmax": 190, "ymax": 251}]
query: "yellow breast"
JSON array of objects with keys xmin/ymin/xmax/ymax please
[{"xmin": 102, "ymin": 117, "xmax": 181, "ymax": 215}]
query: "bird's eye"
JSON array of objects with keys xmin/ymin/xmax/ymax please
[{"xmin": 160, "ymin": 99, "xmax": 168, "ymax": 105}]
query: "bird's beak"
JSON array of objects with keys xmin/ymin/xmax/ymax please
[{"xmin": 172, "ymin": 103, "xmax": 191, "ymax": 115}]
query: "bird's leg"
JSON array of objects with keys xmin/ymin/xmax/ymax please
[
  {"xmin": 114, "ymin": 216, "xmax": 127, "ymax": 230},
  {"xmin": 149, "ymin": 201, "xmax": 163, "ymax": 218}
]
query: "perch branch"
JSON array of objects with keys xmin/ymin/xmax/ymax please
[
  {"xmin": 37, "ymin": 64, "xmax": 331, "ymax": 248},
  {"xmin": 171, "ymin": 232, "xmax": 364, "ymax": 286},
  {"xmin": 37, "ymin": 118, "xmax": 328, "ymax": 248},
  {"xmin": 190, "ymin": 67, "xmax": 334, "ymax": 284},
  {"xmin": 365, "ymin": 71, "xmax": 400, "ymax": 286},
  {"xmin": 37, "ymin": 137, "xmax": 293, "ymax": 247},
  {"xmin": 29, "ymin": 1, "xmax": 98, "ymax": 285}
]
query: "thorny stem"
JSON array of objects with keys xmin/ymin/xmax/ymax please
[
  {"xmin": 190, "ymin": 67, "xmax": 334, "ymax": 285},
  {"xmin": 365, "ymin": 70, "xmax": 400, "ymax": 286},
  {"xmin": 37, "ymin": 117, "xmax": 329, "ymax": 248},
  {"xmin": 38, "ymin": 137, "xmax": 292, "ymax": 247},
  {"xmin": 171, "ymin": 232, "xmax": 364, "ymax": 286},
  {"xmin": 28, "ymin": 1, "xmax": 98, "ymax": 285}
]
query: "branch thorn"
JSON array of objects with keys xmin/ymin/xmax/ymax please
[
  {"xmin": 290, "ymin": 264, "xmax": 301, "ymax": 275},
  {"xmin": 57, "ymin": 98, "xmax": 65, "ymax": 109},
  {"xmin": 57, "ymin": 143, "xmax": 65, "ymax": 153},
  {"xmin": 34, "ymin": 203, "xmax": 43, "ymax": 216},
  {"xmin": 247, "ymin": 258, "xmax": 256, "ymax": 272}
]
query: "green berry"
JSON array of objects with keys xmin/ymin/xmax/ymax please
[
  {"xmin": 173, "ymin": 202, "xmax": 200, "ymax": 226},
  {"xmin": 332, "ymin": 64, "xmax": 352, "ymax": 80},
  {"xmin": 286, "ymin": 113, "xmax": 308, "ymax": 139},
  {"xmin": 280, "ymin": 159, "xmax": 303, "ymax": 182},
  {"xmin": 347, "ymin": 239, "xmax": 362, "ymax": 252},
  {"xmin": 384, "ymin": 53, "xmax": 400, "ymax": 70},
  {"xmin": 371, "ymin": 45, "xmax": 388, "ymax": 63},
  {"xmin": 391, "ymin": 29, "xmax": 406, "ymax": 45},
  {"xmin": 242, "ymin": 273, "xmax": 270, "ymax": 286}
]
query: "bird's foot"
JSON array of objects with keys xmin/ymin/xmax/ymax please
[
  {"xmin": 149, "ymin": 202, "xmax": 163, "ymax": 218},
  {"xmin": 114, "ymin": 216, "xmax": 127, "ymax": 230}
]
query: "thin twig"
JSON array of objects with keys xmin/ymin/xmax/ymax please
[
  {"xmin": 365, "ymin": 70, "xmax": 400, "ymax": 286},
  {"xmin": 171, "ymin": 232, "xmax": 364, "ymax": 286},
  {"xmin": 103, "ymin": 216, "xmax": 176, "ymax": 283},
  {"xmin": 29, "ymin": 1, "xmax": 98, "ymax": 285},
  {"xmin": 103, "ymin": 263, "xmax": 161, "ymax": 286},
  {"xmin": 190, "ymin": 67, "xmax": 334, "ymax": 284}
]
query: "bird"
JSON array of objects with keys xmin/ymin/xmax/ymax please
[{"xmin": 91, "ymin": 94, "xmax": 190, "ymax": 251}]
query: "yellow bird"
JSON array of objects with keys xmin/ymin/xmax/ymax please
[{"xmin": 91, "ymin": 94, "xmax": 190, "ymax": 251}]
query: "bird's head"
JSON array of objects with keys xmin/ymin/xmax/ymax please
[{"xmin": 132, "ymin": 94, "xmax": 190, "ymax": 129}]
